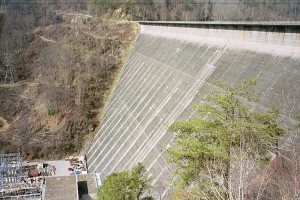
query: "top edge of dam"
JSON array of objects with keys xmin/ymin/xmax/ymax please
[
  {"xmin": 138, "ymin": 21, "xmax": 300, "ymax": 27},
  {"xmin": 137, "ymin": 20, "xmax": 300, "ymax": 57}
]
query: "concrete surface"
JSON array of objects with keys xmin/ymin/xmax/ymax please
[
  {"xmin": 44, "ymin": 176, "xmax": 78, "ymax": 200},
  {"xmin": 46, "ymin": 160, "xmax": 72, "ymax": 176},
  {"xmin": 43, "ymin": 174, "xmax": 97, "ymax": 200},
  {"xmin": 87, "ymin": 22, "xmax": 300, "ymax": 199},
  {"xmin": 23, "ymin": 160, "xmax": 72, "ymax": 176},
  {"xmin": 77, "ymin": 174, "xmax": 98, "ymax": 200}
]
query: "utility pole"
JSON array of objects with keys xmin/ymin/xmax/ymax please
[
  {"xmin": 3, "ymin": 42, "xmax": 14, "ymax": 84},
  {"xmin": 3, "ymin": 52, "xmax": 14, "ymax": 83},
  {"xmin": 77, "ymin": 4, "xmax": 81, "ymax": 13},
  {"xmin": 76, "ymin": 0, "xmax": 82, "ymax": 13},
  {"xmin": 1, "ymin": 0, "xmax": 6, "ymax": 11}
]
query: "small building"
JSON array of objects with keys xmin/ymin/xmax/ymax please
[
  {"xmin": 44, "ymin": 176, "xmax": 78, "ymax": 200},
  {"xmin": 44, "ymin": 174, "xmax": 99, "ymax": 200}
]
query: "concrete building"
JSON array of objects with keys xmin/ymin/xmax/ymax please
[{"xmin": 44, "ymin": 174, "xmax": 98, "ymax": 200}]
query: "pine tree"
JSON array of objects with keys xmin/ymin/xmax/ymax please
[{"xmin": 167, "ymin": 77, "xmax": 285, "ymax": 199}]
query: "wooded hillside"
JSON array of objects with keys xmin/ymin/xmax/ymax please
[
  {"xmin": 0, "ymin": 1, "xmax": 138, "ymax": 159},
  {"xmin": 91, "ymin": 0, "xmax": 300, "ymax": 21}
]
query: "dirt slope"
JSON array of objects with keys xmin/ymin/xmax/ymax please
[{"xmin": 0, "ymin": 13, "xmax": 138, "ymax": 159}]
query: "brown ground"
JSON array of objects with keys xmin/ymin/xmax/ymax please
[{"xmin": 0, "ymin": 13, "xmax": 138, "ymax": 160}]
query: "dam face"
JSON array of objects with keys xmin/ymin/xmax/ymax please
[{"xmin": 87, "ymin": 22, "xmax": 300, "ymax": 198}]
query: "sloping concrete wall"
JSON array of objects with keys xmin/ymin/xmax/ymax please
[{"xmin": 87, "ymin": 22, "xmax": 300, "ymax": 199}]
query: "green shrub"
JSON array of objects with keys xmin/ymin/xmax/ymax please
[
  {"xmin": 47, "ymin": 107, "xmax": 56, "ymax": 116},
  {"xmin": 85, "ymin": 111, "xmax": 95, "ymax": 119},
  {"xmin": 123, "ymin": 0, "xmax": 133, "ymax": 14},
  {"xmin": 97, "ymin": 163, "xmax": 153, "ymax": 200}
]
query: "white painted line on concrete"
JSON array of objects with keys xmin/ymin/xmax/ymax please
[
  {"xmin": 88, "ymin": 61, "xmax": 147, "ymax": 156},
  {"xmin": 93, "ymin": 66, "xmax": 172, "ymax": 173},
  {"xmin": 89, "ymin": 64, "xmax": 165, "ymax": 170}
]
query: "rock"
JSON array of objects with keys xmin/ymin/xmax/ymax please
[{"xmin": 88, "ymin": 124, "xmax": 94, "ymax": 132}]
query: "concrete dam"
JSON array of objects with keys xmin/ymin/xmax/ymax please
[{"xmin": 87, "ymin": 21, "xmax": 300, "ymax": 198}]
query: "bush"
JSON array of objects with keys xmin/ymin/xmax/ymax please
[
  {"xmin": 123, "ymin": 0, "xmax": 133, "ymax": 14},
  {"xmin": 97, "ymin": 163, "xmax": 153, "ymax": 200},
  {"xmin": 85, "ymin": 111, "xmax": 95, "ymax": 119},
  {"xmin": 47, "ymin": 107, "xmax": 56, "ymax": 116}
]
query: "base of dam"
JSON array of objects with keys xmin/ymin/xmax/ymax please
[{"xmin": 87, "ymin": 21, "xmax": 300, "ymax": 199}]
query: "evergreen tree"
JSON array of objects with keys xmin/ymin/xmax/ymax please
[
  {"xmin": 167, "ymin": 77, "xmax": 285, "ymax": 199},
  {"xmin": 97, "ymin": 163, "xmax": 153, "ymax": 200}
]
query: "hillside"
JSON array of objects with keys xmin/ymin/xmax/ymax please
[{"xmin": 0, "ymin": 11, "xmax": 138, "ymax": 159}]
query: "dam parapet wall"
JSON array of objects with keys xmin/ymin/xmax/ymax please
[{"xmin": 140, "ymin": 21, "xmax": 300, "ymax": 49}]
